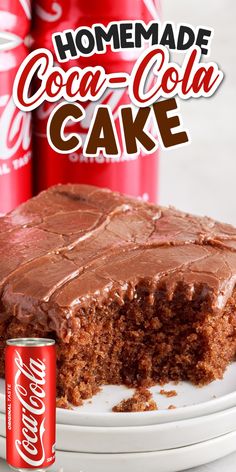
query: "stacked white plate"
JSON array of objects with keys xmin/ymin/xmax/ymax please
[{"xmin": 1, "ymin": 363, "xmax": 236, "ymax": 472}]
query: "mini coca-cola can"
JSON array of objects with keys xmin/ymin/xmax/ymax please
[
  {"xmin": 5, "ymin": 338, "xmax": 56, "ymax": 470},
  {"xmin": 0, "ymin": 0, "xmax": 31, "ymax": 40},
  {"xmin": 0, "ymin": 42, "xmax": 32, "ymax": 215},
  {"xmin": 32, "ymin": 0, "xmax": 160, "ymax": 202}
]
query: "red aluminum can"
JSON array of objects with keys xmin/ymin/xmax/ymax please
[
  {"xmin": 32, "ymin": 0, "xmax": 160, "ymax": 50},
  {"xmin": 0, "ymin": 42, "xmax": 32, "ymax": 215},
  {"xmin": 32, "ymin": 0, "xmax": 160, "ymax": 202},
  {"xmin": 0, "ymin": 0, "xmax": 31, "ymax": 40},
  {"xmin": 5, "ymin": 338, "xmax": 56, "ymax": 470}
]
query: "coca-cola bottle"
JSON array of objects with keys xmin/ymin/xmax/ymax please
[
  {"xmin": 0, "ymin": 0, "xmax": 31, "ymax": 40},
  {"xmin": 32, "ymin": 0, "xmax": 160, "ymax": 202},
  {"xmin": 0, "ymin": 41, "xmax": 32, "ymax": 214},
  {"xmin": 5, "ymin": 338, "xmax": 56, "ymax": 470}
]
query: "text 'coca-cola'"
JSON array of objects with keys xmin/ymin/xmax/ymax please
[{"xmin": 13, "ymin": 21, "xmax": 224, "ymax": 155}]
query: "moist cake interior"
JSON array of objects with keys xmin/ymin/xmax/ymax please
[
  {"xmin": 2, "ymin": 282, "xmax": 236, "ymax": 405},
  {"xmin": 0, "ymin": 184, "xmax": 236, "ymax": 406}
]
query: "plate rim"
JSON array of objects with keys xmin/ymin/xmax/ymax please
[
  {"xmin": 1, "ymin": 387, "xmax": 236, "ymax": 424},
  {"xmin": 1, "ymin": 430, "xmax": 236, "ymax": 455},
  {"xmin": 57, "ymin": 388, "xmax": 236, "ymax": 417},
  {"xmin": 0, "ymin": 404, "xmax": 236, "ymax": 432},
  {"xmin": 55, "ymin": 388, "xmax": 236, "ymax": 426}
]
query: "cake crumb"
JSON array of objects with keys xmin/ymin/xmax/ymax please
[
  {"xmin": 112, "ymin": 388, "xmax": 158, "ymax": 412},
  {"xmin": 56, "ymin": 396, "xmax": 72, "ymax": 410},
  {"xmin": 168, "ymin": 404, "xmax": 176, "ymax": 410},
  {"xmin": 159, "ymin": 389, "xmax": 177, "ymax": 398}
]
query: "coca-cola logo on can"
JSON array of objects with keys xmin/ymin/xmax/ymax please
[
  {"xmin": 19, "ymin": 0, "xmax": 31, "ymax": 19},
  {"xmin": 14, "ymin": 350, "xmax": 46, "ymax": 467},
  {"xmin": 5, "ymin": 339, "xmax": 56, "ymax": 470},
  {"xmin": 35, "ymin": 1, "xmax": 63, "ymax": 23},
  {"xmin": 0, "ymin": 95, "xmax": 31, "ymax": 160}
]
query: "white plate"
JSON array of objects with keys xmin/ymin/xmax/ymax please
[
  {"xmin": 1, "ymin": 431, "xmax": 236, "ymax": 472},
  {"xmin": 1, "ymin": 363, "xmax": 236, "ymax": 427},
  {"xmin": 1, "ymin": 406, "xmax": 236, "ymax": 453}
]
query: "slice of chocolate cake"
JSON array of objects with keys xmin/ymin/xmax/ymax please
[{"xmin": 0, "ymin": 184, "xmax": 236, "ymax": 406}]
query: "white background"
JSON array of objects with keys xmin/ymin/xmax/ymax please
[{"xmin": 160, "ymin": 0, "xmax": 236, "ymax": 226}]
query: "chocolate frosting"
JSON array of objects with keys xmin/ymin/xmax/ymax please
[{"xmin": 1, "ymin": 184, "xmax": 236, "ymax": 337}]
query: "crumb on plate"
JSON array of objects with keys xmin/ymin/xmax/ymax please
[
  {"xmin": 159, "ymin": 389, "xmax": 177, "ymax": 398},
  {"xmin": 112, "ymin": 388, "xmax": 158, "ymax": 412}
]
